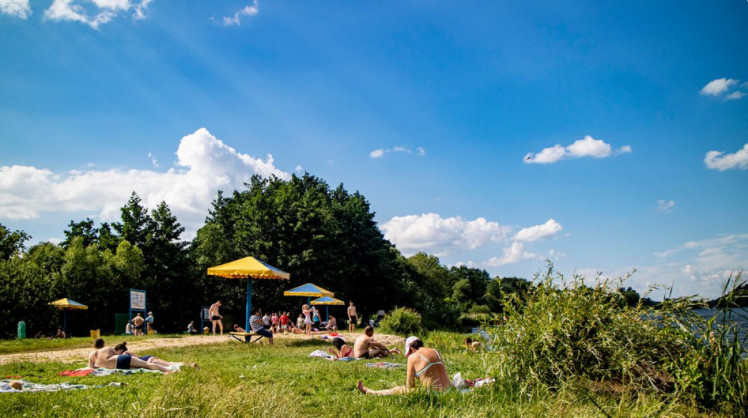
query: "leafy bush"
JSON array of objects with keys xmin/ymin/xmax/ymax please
[
  {"xmin": 489, "ymin": 264, "xmax": 747, "ymax": 415},
  {"xmin": 379, "ymin": 307, "xmax": 423, "ymax": 336}
]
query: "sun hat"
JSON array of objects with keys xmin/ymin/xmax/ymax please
[{"xmin": 404, "ymin": 336, "xmax": 421, "ymax": 357}]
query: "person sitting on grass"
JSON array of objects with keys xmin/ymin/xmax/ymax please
[
  {"xmin": 187, "ymin": 321, "xmax": 199, "ymax": 335},
  {"xmin": 87, "ymin": 338, "xmax": 172, "ymax": 373},
  {"xmin": 55, "ymin": 328, "xmax": 66, "ymax": 339},
  {"xmin": 327, "ymin": 337, "xmax": 353, "ymax": 359},
  {"xmin": 465, "ymin": 337, "xmax": 481, "ymax": 351},
  {"xmin": 326, "ymin": 315, "xmax": 338, "ymax": 332},
  {"xmin": 353, "ymin": 326, "xmax": 401, "ymax": 359},
  {"xmin": 249, "ymin": 308, "xmax": 274, "ymax": 345},
  {"xmin": 357, "ymin": 336, "xmax": 449, "ymax": 395}
]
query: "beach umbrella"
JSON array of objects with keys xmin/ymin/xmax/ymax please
[
  {"xmin": 310, "ymin": 296, "xmax": 344, "ymax": 322},
  {"xmin": 283, "ymin": 283, "xmax": 334, "ymax": 307},
  {"xmin": 49, "ymin": 298, "xmax": 88, "ymax": 335},
  {"xmin": 207, "ymin": 256, "xmax": 290, "ymax": 331}
]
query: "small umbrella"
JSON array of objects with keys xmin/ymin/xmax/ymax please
[
  {"xmin": 310, "ymin": 296, "xmax": 344, "ymax": 322},
  {"xmin": 283, "ymin": 283, "xmax": 334, "ymax": 307},
  {"xmin": 207, "ymin": 256, "xmax": 290, "ymax": 331},
  {"xmin": 49, "ymin": 298, "xmax": 88, "ymax": 335}
]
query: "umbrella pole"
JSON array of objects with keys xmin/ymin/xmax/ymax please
[
  {"xmin": 63, "ymin": 310, "xmax": 67, "ymax": 335},
  {"xmin": 245, "ymin": 279, "xmax": 252, "ymax": 332},
  {"xmin": 326, "ymin": 306, "xmax": 329, "ymax": 322}
]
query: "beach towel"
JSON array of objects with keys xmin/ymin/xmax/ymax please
[
  {"xmin": 89, "ymin": 367, "xmax": 176, "ymax": 377},
  {"xmin": 308, "ymin": 350, "xmax": 335, "ymax": 360},
  {"xmin": 451, "ymin": 372, "xmax": 495, "ymax": 389},
  {"xmin": 0, "ymin": 379, "xmax": 124, "ymax": 393},
  {"xmin": 365, "ymin": 362, "xmax": 404, "ymax": 369},
  {"xmin": 58, "ymin": 369, "xmax": 95, "ymax": 377}
]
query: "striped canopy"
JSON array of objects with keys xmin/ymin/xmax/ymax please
[
  {"xmin": 283, "ymin": 283, "xmax": 334, "ymax": 297},
  {"xmin": 207, "ymin": 256, "xmax": 290, "ymax": 280},
  {"xmin": 310, "ymin": 296, "xmax": 344, "ymax": 306},
  {"xmin": 49, "ymin": 298, "xmax": 88, "ymax": 311}
]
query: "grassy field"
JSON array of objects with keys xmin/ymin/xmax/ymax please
[{"xmin": 0, "ymin": 331, "xmax": 712, "ymax": 417}]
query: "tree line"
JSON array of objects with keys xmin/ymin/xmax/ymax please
[{"xmin": 1, "ymin": 173, "xmax": 646, "ymax": 338}]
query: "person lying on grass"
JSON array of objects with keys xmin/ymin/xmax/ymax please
[
  {"xmin": 353, "ymin": 326, "xmax": 401, "ymax": 359},
  {"xmin": 357, "ymin": 336, "xmax": 449, "ymax": 395},
  {"xmin": 87, "ymin": 338, "xmax": 172, "ymax": 373},
  {"xmin": 327, "ymin": 337, "xmax": 353, "ymax": 359},
  {"xmin": 113, "ymin": 342, "xmax": 197, "ymax": 369}
]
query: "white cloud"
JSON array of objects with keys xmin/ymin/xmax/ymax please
[
  {"xmin": 223, "ymin": 1, "xmax": 258, "ymax": 26},
  {"xmin": 657, "ymin": 199, "xmax": 675, "ymax": 213},
  {"xmin": 700, "ymin": 78, "xmax": 738, "ymax": 96},
  {"xmin": 0, "ymin": 128, "xmax": 290, "ymax": 239},
  {"xmin": 43, "ymin": 0, "xmax": 152, "ymax": 29},
  {"xmin": 147, "ymin": 152, "xmax": 159, "ymax": 168},
  {"xmin": 369, "ymin": 145, "xmax": 426, "ymax": 159},
  {"xmin": 380, "ymin": 213, "xmax": 510, "ymax": 256},
  {"xmin": 524, "ymin": 135, "xmax": 631, "ymax": 164},
  {"xmin": 704, "ymin": 143, "xmax": 748, "ymax": 171},
  {"xmin": 295, "ymin": 165, "xmax": 303, "ymax": 173},
  {"xmin": 726, "ymin": 91, "xmax": 746, "ymax": 100},
  {"xmin": 0, "ymin": 0, "xmax": 31, "ymax": 19},
  {"xmin": 514, "ymin": 218, "xmax": 562, "ymax": 242},
  {"xmin": 483, "ymin": 242, "xmax": 542, "ymax": 267}
]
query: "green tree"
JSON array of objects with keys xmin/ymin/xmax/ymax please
[
  {"xmin": 61, "ymin": 218, "xmax": 98, "ymax": 248},
  {"xmin": 0, "ymin": 223, "xmax": 31, "ymax": 260}
]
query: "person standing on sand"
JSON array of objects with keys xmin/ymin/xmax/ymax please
[
  {"xmin": 132, "ymin": 313, "xmax": 145, "ymax": 336},
  {"xmin": 348, "ymin": 301, "xmax": 358, "ymax": 332},
  {"xmin": 209, "ymin": 300, "xmax": 223, "ymax": 336}
]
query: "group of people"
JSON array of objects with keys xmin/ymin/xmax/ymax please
[{"xmin": 124, "ymin": 312, "xmax": 155, "ymax": 336}]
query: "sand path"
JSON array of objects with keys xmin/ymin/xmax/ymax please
[{"xmin": 0, "ymin": 331, "xmax": 404, "ymax": 366}]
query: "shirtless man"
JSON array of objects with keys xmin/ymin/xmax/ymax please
[
  {"xmin": 353, "ymin": 326, "xmax": 400, "ymax": 358},
  {"xmin": 209, "ymin": 300, "xmax": 224, "ymax": 336},
  {"xmin": 87, "ymin": 338, "xmax": 171, "ymax": 372},
  {"xmin": 131, "ymin": 313, "xmax": 145, "ymax": 336},
  {"xmin": 347, "ymin": 301, "xmax": 358, "ymax": 332}
]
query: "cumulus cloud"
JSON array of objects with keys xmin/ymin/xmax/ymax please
[
  {"xmin": 43, "ymin": 0, "xmax": 152, "ymax": 29},
  {"xmin": 223, "ymin": 0, "xmax": 258, "ymax": 26},
  {"xmin": 0, "ymin": 0, "xmax": 31, "ymax": 19},
  {"xmin": 380, "ymin": 213, "xmax": 510, "ymax": 256},
  {"xmin": 700, "ymin": 78, "xmax": 738, "ymax": 96},
  {"xmin": 657, "ymin": 200, "xmax": 675, "ymax": 213},
  {"xmin": 483, "ymin": 242, "xmax": 542, "ymax": 267},
  {"xmin": 524, "ymin": 135, "xmax": 631, "ymax": 164},
  {"xmin": 369, "ymin": 145, "xmax": 426, "ymax": 159},
  {"xmin": 704, "ymin": 143, "xmax": 748, "ymax": 171},
  {"xmin": 0, "ymin": 128, "xmax": 290, "ymax": 238},
  {"xmin": 514, "ymin": 218, "xmax": 562, "ymax": 242}
]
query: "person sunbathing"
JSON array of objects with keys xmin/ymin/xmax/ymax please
[
  {"xmin": 353, "ymin": 326, "xmax": 401, "ymax": 358},
  {"xmin": 465, "ymin": 337, "xmax": 482, "ymax": 351},
  {"xmin": 87, "ymin": 338, "xmax": 171, "ymax": 373},
  {"xmin": 357, "ymin": 336, "xmax": 449, "ymax": 395},
  {"xmin": 113, "ymin": 342, "xmax": 196, "ymax": 369},
  {"xmin": 327, "ymin": 337, "xmax": 353, "ymax": 359}
]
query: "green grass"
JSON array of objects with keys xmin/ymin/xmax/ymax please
[
  {"xmin": 0, "ymin": 332, "xmax": 712, "ymax": 417},
  {"xmin": 0, "ymin": 334, "xmax": 186, "ymax": 355}
]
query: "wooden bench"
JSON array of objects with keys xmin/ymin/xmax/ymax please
[{"xmin": 229, "ymin": 331, "xmax": 264, "ymax": 344}]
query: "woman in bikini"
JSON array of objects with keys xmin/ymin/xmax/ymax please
[
  {"xmin": 327, "ymin": 337, "xmax": 353, "ymax": 359},
  {"xmin": 302, "ymin": 304, "xmax": 313, "ymax": 336},
  {"xmin": 357, "ymin": 336, "xmax": 450, "ymax": 395}
]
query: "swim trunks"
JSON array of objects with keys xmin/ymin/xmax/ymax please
[
  {"xmin": 140, "ymin": 355, "xmax": 153, "ymax": 362},
  {"xmin": 358, "ymin": 351, "xmax": 371, "ymax": 359},
  {"xmin": 116, "ymin": 354, "xmax": 132, "ymax": 369},
  {"xmin": 211, "ymin": 315, "xmax": 221, "ymax": 320}
]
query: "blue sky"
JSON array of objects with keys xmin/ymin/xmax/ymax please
[{"xmin": 1, "ymin": 1, "xmax": 747, "ymax": 299}]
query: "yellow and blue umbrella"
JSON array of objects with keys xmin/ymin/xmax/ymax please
[
  {"xmin": 49, "ymin": 298, "xmax": 88, "ymax": 335},
  {"xmin": 207, "ymin": 256, "xmax": 290, "ymax": 331},
  {"xmin": 283, "ymin": 283, "xmax": 334, "ymax": 307},
  {"xmin": 311, "ymin": 296, "xmax": 344, "ymax": 321}
]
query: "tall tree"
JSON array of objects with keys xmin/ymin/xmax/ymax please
[
  {"xmin": 61, "ymin": 218, "xmax": 98, "ymax": 248},
  {"xmin": 0, "ymin": 223, "xmax": 30, "ymax": 260}
]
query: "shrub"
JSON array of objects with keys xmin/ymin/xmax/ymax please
[
  {"xmin": 379, "ymin": 307, "xmax": 423, "ymax": 336},
  {"xmin": 488, "ymin": 264, "xmax": 747, "ymax": 415}
]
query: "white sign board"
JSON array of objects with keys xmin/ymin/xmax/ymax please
[{"xmin": 130, "ymin": 290, "xmax": 146, "ymax": 310}]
